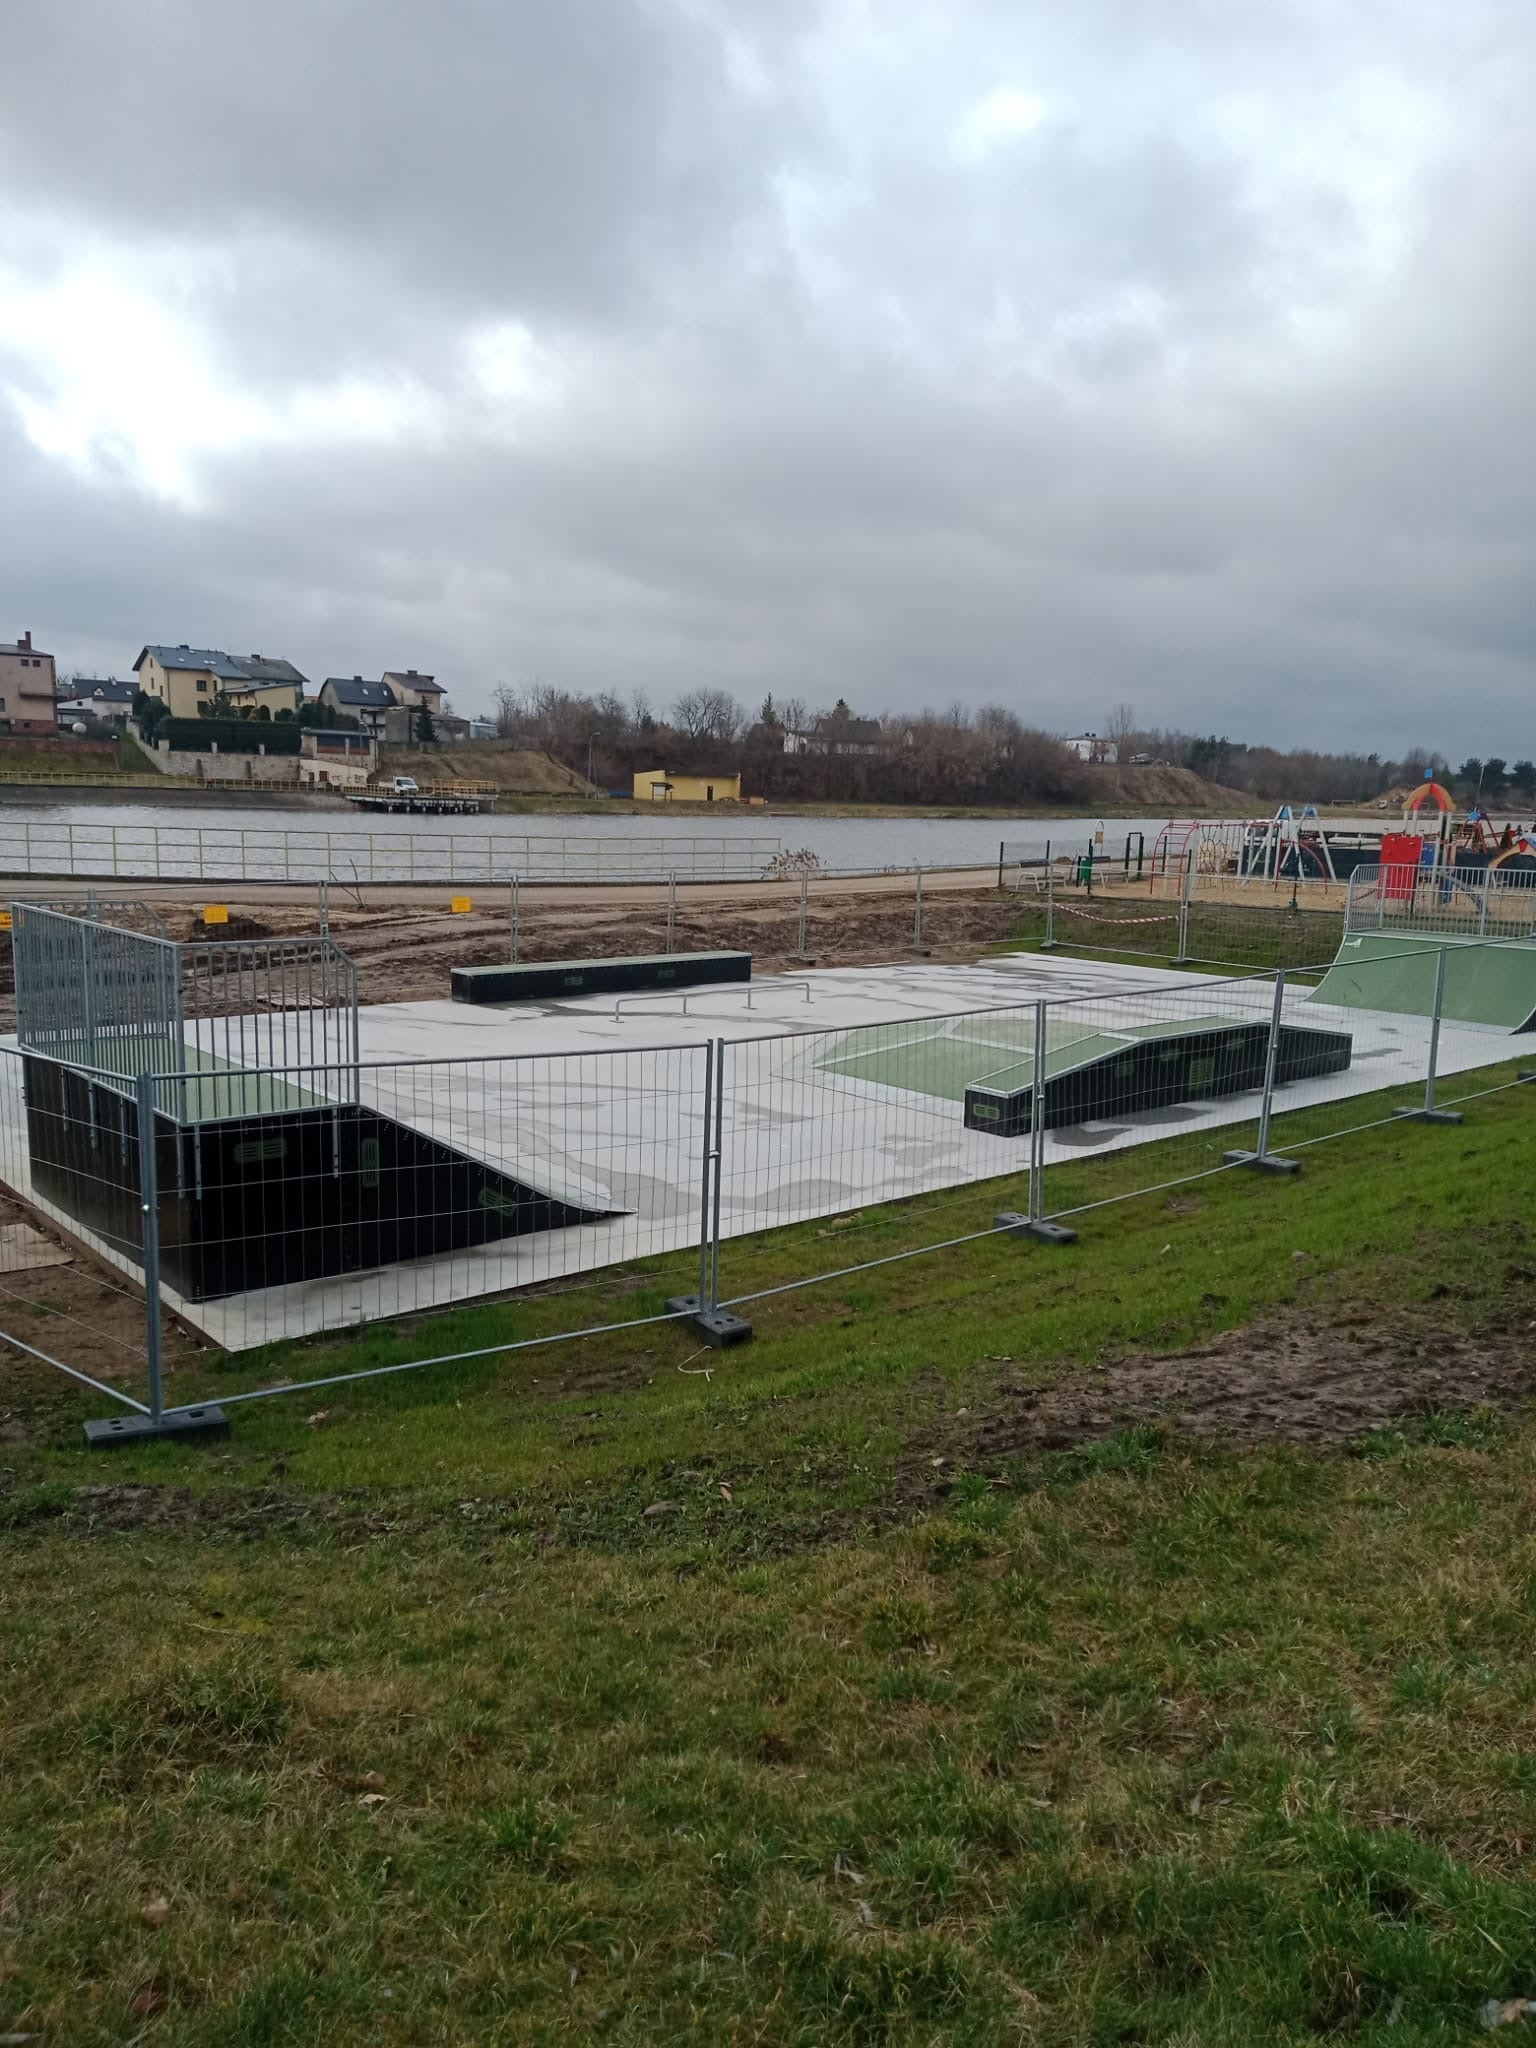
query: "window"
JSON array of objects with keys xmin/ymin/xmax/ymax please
[{"xmin": 196, "ymin": 679, "xmax": 208, "ymax": 692}]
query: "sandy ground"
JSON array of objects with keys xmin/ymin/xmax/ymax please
[{"xmin": 0, "ymin": 872, "xmax": 1026, "ymax": 1024}]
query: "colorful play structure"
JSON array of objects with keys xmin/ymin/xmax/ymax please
[{"xmin": 1150, "ymin": 778, "xmax": 1536, "ymax": 891}]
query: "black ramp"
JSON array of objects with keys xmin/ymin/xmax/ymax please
[
  {"xmin": 22, "ymin": 1058, "xmax": 616, "ymax": 1302},
  {"xmin": 453, "ymin": 951, "xmax": 750, "ymax": 1003},
  {"xmin": 964, "ymin": 1018, "xmax": 1352, "ymax": 1136}
]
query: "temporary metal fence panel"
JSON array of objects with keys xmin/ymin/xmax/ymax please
[
  {"xmin": 1027, "ymin": 972, "xmax": 1275, "ymax": 1222},
  {"xmin": 141, "ymin": 1039, "xmax": 714, "ymax": 1355},
  {"xmin": 13, "ymin": 894, "xmax": 169, "ymax": 935},
  {"xmin": 1011, "ymin": 867, "xmax": 1345, "ymax": 975},
  {"xmin": 0, "ymin": 1040, "xmax": 161, "ymax": 1419},
  {"xmin": 0, "ymin": 818, "xmax": 783, "ymax": 885},
  {"xmin": 5, "ymin": 931, "xmax": 1536, "ymax": 1430},
  {"xmin": 1344, "ymin": 862, "xmax": 1536, "ymax": 940},
  {"xmin": 12, "ymin": 903, "xmax": 186, "ymax": 1077}
]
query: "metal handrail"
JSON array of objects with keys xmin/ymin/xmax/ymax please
[{"xmin": 612, "ymin": 980, "xmax": 815, "ymax": 1020}]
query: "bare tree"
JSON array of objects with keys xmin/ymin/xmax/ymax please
[
  {"xmin": 672, "ymin": 687, "xmax": 743, "ymax": 745},
  {"xmin": 492, "ymin": 682, "xmax": 524, "ymax": 739},
  {"xmin": 1105, "ymin": 702, "xmax": 1139, "ymax": 764}
]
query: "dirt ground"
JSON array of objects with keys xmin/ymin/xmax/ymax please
[
  {"xmin": 917, "ymin": 1304, "xmax": 1536, "ymax": 1470},
  {"xmin": 0, "ymin": 1190, "xmax": 204, "ymax": 1427},
  {"xmin": 6, "ymin": 1291, "xmax": 1535, "ymax": 1542},
  {"xmin": 0, "ymin": 878, "xmax": 1026, "ymax": 1024}
]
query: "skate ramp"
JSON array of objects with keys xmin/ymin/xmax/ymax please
[{"xmin": 1307, "ymin": 933, "xmax": 1536, "ymax": 1032}]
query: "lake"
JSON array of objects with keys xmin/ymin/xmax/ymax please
[{"xmin": 0, "ymin": 799, "xmax": 1167, "ymax": 883}]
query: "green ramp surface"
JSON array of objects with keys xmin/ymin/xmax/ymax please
[
  {"xmin": 818, "ymin": 1015, "xmax": 1245, "ymax": 1105},
  {"xmin": 1307, "ymin": 933, "xmax": 1536, "ymax": 1031}
]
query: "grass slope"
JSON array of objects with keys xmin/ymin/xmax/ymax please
[{"xmin": 5, "ymin": 1095, "xmax": 1536, "ymax": 2043}]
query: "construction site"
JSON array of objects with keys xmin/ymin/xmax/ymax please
[{"xmin": 1, "ymin": 782, "xmax": 1535, "ymax": 1442}]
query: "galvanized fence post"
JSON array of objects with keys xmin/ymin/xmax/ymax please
[
  {"xmin": 1041, "ymin": 857, "xmax": 1057, "ymax": 950},
  {"xmin": 1394, "ymin": 939, "xmax": 1464, "ymax": 1125},
  {"xmin": 908, "ymin": 866, "xmax": 931, "ymax": 955},
  {"xmin": 1226, "ymin": 972, "xmax": 1301, "ymax": 1175},
  {"xmin": 996, "ymin": 998, "xmax": 1077, "ymax": 1245},
  {"xmin": 508, "ymin": 873, "xmax": 520, "ymax": 962},
  {"xmin": 666, "ymin": 872, "xmax": 677, "ymax": 956},
  {"xmin": 709, "ymin": 1037, "xmax": 726, "ymax": 1311},
  {"xmin": 136, "ymin": 1073, "xmax": 165, "ymax": 1425},
  {"xmin": 1029, "ymin": 998, "xmax": 1048, "ymax": 1222},
  {"xmin": 792, "ymin": 868, "xmax": 812, "ymax": 962},
  {"xmin": 668, "ymin": 1037, "xmax": 751, "ymax": 1347},
  {"xmin": 1174, "ymin": 854, "xmax": 1192, "ymax": 963}
]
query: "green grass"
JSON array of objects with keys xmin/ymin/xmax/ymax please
[
  {"xmin": 1010, "ymin": 894, "xmax": 1347, "ymax": 974},
  {"xmin": 6, "ymin": 1095, "xmax": 1536, "ymax": 2041}
]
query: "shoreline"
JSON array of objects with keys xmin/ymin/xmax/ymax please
[{"xmin": 0, "ymin": 780, "xmax": 1240, "ymax": 823}]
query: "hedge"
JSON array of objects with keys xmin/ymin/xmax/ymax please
[{"xmin": 158, "ymin": 719, "xmax": 302, "ymax": 755}]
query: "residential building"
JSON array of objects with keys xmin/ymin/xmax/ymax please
[
  {"xmin": 1063, "ymin": 733, "xmax": 1111, "ymax": 763},
  {"xmin": 319, "ymin": 677, "xmax": 395, "ymax": 735},
  {"xmin": 0, "ymin": 631, "xmax": 59, "ymax": 736},
  {"xmin": 297, "ymin": 728, "xmax": 378, "ymax": 791},
  {"xmin": 132, "ymin": 643, "xmax": 308, "ymax": 719},
  {"xmin": 222, "ymin": 654, "xmax": 308, "ymax": 717},
  {"xmin": 633, "ymin": 769, "xmax": 742, "ymax": 803},
  {"xmin": 56, "ymin": 677, "xmax": 136, "ymax": 724},
  {"xmin": 133, "ymin": 644, "xmax": 244, "ymax": 717},
  {"xmin": 382, "ymin": 669, "xmax": 445, "ymax": 711},
  {"xmin": 783, "ymin": 710, "xmax": 884, "ymax": 757}
]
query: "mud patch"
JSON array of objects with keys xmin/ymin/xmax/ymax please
[{"xmin": 921, "ymin": 1307, "xmax": 1536, "ymax": 1475}]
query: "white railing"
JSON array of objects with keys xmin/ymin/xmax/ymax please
[
  {"xmin": 0, "ymin": 821, "xmax": 783, "ymax": 885},
  {"xmin": 1344, "ymin": 860, "xmax": 1536, "ymax": 938}
]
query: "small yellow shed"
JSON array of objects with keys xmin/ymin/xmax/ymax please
[{"xmin": 632, "ymin": 770, "xmax": 742, "ymax": 803}]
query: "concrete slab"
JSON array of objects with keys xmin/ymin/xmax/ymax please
[{"xmin": 0, "ymin": 954, "xmax": 1517, "ymax": 1351}]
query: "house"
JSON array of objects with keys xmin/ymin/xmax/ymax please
[
  {"xmin": 133, "ymin": 645, "xmax": 245, "ymax": 718},
  {"xmin": 56, "ymin": 677, "xmax": 136, "ymax": 725},
  {"xmin": 319, "ymin": 677, "xmax": 395, "ymax": 735},
  {"xmin": 467, "ymin": 717, "xmax": 496, "ymax": 741},
  {"xmin": 1063, "ymin": 733, "xmax": 1111, "ymax": 763},
  {"xmin": 783, "ymin": 708, "xmax": 884, "ymax": 757},
  {"xmin": 0, "ymin": 631, "xmax": 58, "ymax": 736},
  {"xmin": 297, "ymin": 728, "xmax": 378, "ymax": 791},
  {"xmin": 382, "ymin": 669, "xmax": 445, "ymax": 711},
  {"xmin": 222, "ymin": 654, "xmax": 309, "ymax": 717},
  {"xmin": 132, "ymin": 644, "xmax": 308, "ymax": 719},
  {"xmin": 633, "ymin": 769, "xmax": 742, "ymax": 803}
]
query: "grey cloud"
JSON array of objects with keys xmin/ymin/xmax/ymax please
[{"xmin": 3, "ymin": 0, "xmax": 1536, "ymax": 753}]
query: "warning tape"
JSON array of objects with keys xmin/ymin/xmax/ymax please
[{"xmin": 1052, "ymin": 902, "xmax": 1177, "ymax": 929}]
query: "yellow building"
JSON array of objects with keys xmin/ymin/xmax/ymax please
[
  {"xmin": 633, "ymin": 769, "xmax": 742, "ymax": 803},
  {"xmin": 222, "ymin": 677, "xmax": 304, "ymax": 716},
  {"xmin": 132, "ymin": 645, "xmax": 309, "ymax": 719},
  {"xmin": 133, "ymin": 644, "xmax": 238, "ymax": 718}
]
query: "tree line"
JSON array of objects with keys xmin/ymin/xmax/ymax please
[{"xmin": 491, "ymin": 682, "xmax": 1530, "ymax": 809}]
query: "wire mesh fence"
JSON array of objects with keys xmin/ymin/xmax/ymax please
[
  {"xmin": 1345, "ymin": 861, "xmax": 1536, "ymax": 940},
  {"xmin": 1008, "ymin": 863, "xmax": 1346, "ymax": 973},
  {"xmin": 2, "ymin": 907, "xmax": 1534, "ymax": 1436}
]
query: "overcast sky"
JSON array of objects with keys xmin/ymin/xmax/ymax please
[{"xmin": 3, "ymin": 0, "xmax": 1533, "ymax": 751}]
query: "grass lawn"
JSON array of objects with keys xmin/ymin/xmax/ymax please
[
  {"xmin": 6, "ymin": 1091, "xmax": 1536, "ymax": 2042},
  {"xmin": 1007, "ymin": 894, "xmax": 1346, "ymax": 976}
]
